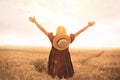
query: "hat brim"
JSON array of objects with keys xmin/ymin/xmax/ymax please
[{"xmin": 53, "ymin": 35, "xmax": 71, "ymax": 50}]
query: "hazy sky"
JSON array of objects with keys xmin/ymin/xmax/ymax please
[{"xmin": 0, "ymin": 0, "xmax": 120, "ymax": 48}]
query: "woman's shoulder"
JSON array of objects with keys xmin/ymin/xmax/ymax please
[
  {"xmin": 48, "ymin": 32, "xmax": 54, "ymax": 42},
  {"xmin": 48, "ymin": 32, "xmax": 53, "ymax": 36},
  {"xmin": 70, "ymin": 33, "xmax": 75, "ymax": 43}
]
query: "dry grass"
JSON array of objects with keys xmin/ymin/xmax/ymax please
[{"xmin": 0, "ymin": 46, "xmax": 120, "ymax": 80}]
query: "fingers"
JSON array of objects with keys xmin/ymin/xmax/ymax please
[
  {"xmin": 33, "ymin": 16, "xmax": 35, "ymax": 18},
  {"xmin": 29, "ymin": 16, "xmax": 36, "ymax": 22},
  {"xmin": 92, "ymin": 21, "xmax": 96, "ymax": 24},
  {"xmin": 88, "ymin": 20, "xmax": 96, "ymax": 26},
  {"xmin": 29, "ymin": 17, "xmax": 33, "ymax": 22},
  {"xmin": 29, "ymin": 17, "xmax": 32, "ymax": 20},
  {"xmin": 30, "ymin": 16, "xmax": 35, "ymax": 19},
  {"xmin": 91, "ymin": 21, "xmax": 96, "ymax": 25},
  {"xmin": 29, "ymin": 16, "xmax": 34, "ymax": 19},
  {"xmin": 89, "ymin": 21, "xmax": 95, "ymax": 24},
  {"xmin": 88, "ymin": 20, "xmax": 95, "ymax": 23}
]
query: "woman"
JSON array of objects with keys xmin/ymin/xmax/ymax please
[{"xmin": 29, "ymin": 16, "xmax": 95, "ymax": 80}]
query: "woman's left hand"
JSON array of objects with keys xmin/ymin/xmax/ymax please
[{"xmin": 88, "ymin": 21, "xmax": 96, "ymax": 27}]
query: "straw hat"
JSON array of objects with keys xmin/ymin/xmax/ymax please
[{"xmin": 53, "ymin": 35, "xmax": 71, "ymax": 50}]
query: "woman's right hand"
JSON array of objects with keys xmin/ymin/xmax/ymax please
[{"xmin": 29, "ymin": 16, "xmax": 36, "ymax": 23}]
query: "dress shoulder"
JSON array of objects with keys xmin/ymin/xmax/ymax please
[
  {"xmin": 70, "ymin": 34, "xmax": 75, "ymax": 43},
  {"xmin": 48, "ymin": 32, "xmax": 54, "ymax": 43}
]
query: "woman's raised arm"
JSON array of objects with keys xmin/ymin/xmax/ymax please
[
  {"xmin": 74, "ymin": 21, "xmax": 95, "ymax": 37},
  {"xmin": 29, "ymin": 16, "xmax": 48, "ymax": 36}
]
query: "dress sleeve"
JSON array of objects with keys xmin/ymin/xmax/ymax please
[
  {"xmin": 48, "ymin": 32, "xmax": 54, "ymax": 43},
  {"xmin": 70, "ymin": 34, "xmax": 75, "ymax": 43}
]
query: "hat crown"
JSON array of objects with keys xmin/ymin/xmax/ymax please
[
  {"xmin": 53, "ymin": 35, "xmax": 71, "ymax": 50},
  {"xmin": 57, "ymin": 39, "xmax": 68, "ymax": 48}
]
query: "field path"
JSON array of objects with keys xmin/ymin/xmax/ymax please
[
  {"xmin": 0, "ymin": 47, "xmax": 120, "ymax": 80},
  {"xmin": 80, "ymin": 51, "xmax": 104, "ymax": 64}
]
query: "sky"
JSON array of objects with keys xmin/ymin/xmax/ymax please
[{"xmin": 0, "ymin": 0, "xmax": 120, "ymax": 48}]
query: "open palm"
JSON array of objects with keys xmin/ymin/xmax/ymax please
[
  {"xmin": 88, "ymin": 21, "xmax": 96, "ymax": 27},
  {"xmin": 29, "ymin": 16, "xmax": 36, "ymax": 22}
]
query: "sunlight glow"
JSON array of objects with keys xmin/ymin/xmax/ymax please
[
  {"xmin": 1, "ymin": 35, "xmax": 29, "ymax": 46},
  {"xmin": 1, "ymin": 0, "xmax": 120, "ymax": 48},
  {"xmin": 8, "ymin": 4, "xmax": 116, "ymax": 48}
]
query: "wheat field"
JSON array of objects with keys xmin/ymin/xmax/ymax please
[{"xmin": 0, "ymin": 46, "xmax": 120, "ymax": 80}]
